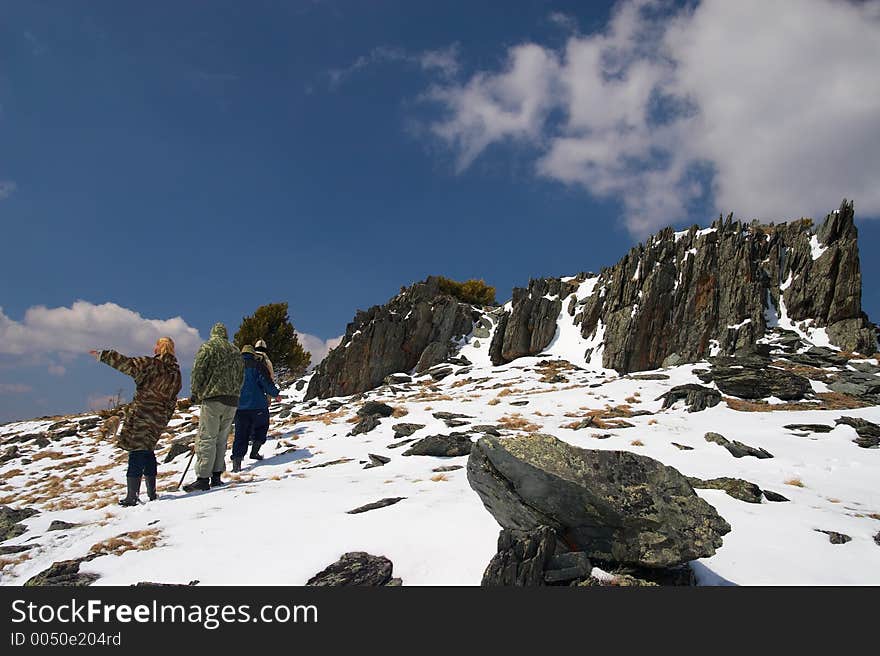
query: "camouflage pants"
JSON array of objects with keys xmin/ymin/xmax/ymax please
[{"xmin": 195, "ymin": 400, "xmax": 236, "ymax": 479}]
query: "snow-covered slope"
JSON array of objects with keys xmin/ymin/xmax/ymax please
[{"xmin": 1, "ymin": 299, "xmax": 879, "ymax": 586}]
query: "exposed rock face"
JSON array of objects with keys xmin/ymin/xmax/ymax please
[
  {"xmin": 490, "ymin": 278, "xmax": 581, "ymax": 365},
  {"xmin": 24, "ymin": 558, "xmax": 99, "ymax": 587},
  {"xmin": 481, "ymin": 526, "xmax": 566, "ymax": 586},
  {"xmin": 305, "ymin": 276, "xmax": 478, "ymax": 399},
  {"xmin": 467, "ymin": 433, "xmax": 730, "ymax": 568},
  {"xmin": 656, "ymin": 384, "xmax": 721, "ymax": 412},
  {"xmin": 573, "ymin": 200, "xmax": 876, "ymax": 371},
  {"xmin": 402, "ymin": 433, "xmax": 473, "ymax": 457}
]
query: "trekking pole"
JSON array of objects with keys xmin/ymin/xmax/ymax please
[
  {"xmin": 176, "ymin": 407, "xmax": 199, "ymax": 491},
  {"xmin": 176, "ymin": 447, "xmax": 196, "ymax": 491}
]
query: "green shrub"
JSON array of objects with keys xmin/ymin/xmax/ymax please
[{"xmin": 437, "ymin": 276, "xmax": 497, "ymax": 306}]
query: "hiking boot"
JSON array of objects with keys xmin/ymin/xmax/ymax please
[
  {"xmin": 249, "ymin": 445, "xmax": 264, "ymax": 461},
  {"xmin": 232, "ymin": 457, "xmax": 242, "ymax": 473},
  {"xmin": 210, "ymin": 472, "xmax": 226, "ymax": 487},
  {"xmin": 182, "ymin": 477, "xmax": 210, "ymax": 493},
  {"xmin": 119, "ymin": 476, "xmax": 141, "ymax": 506},
  {"xmin": 144, "ymin": 475, "xmax": 158, "ymax": 501}
]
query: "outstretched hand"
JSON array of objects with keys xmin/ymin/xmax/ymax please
[{"xmin": 88, "ymin": 350, "xmax": 100, "ymax": 360}]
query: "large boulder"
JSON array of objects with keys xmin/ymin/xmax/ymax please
[
  {"xmin": 467, "ymin": 434, "xmax": 730, "ymax": 568},
  {"xmin": 698, "ymin": 360, "xmax": 810, "ymax": 400}
]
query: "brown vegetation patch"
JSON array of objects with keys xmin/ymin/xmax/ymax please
[
  {"xmin": 89, "ymin": 529, "xmax": 162, "ymax": 557},
  {"xmin": 723, "ymin": 392, "xmax": 868, "ymax": 412},
  {"xmin": 770, "ymin": 360, "xmax": 836, "ymax": 382},
  {"xmin": 291, "ymin": 410, "xmax": 347, "ymax": 426},
  {"xmin": 784, "ymin": 478, "xmax": 805, "ymax": 488},
  {"xmin": 497, "ymin": 414, "xmax": 541, "ymax": 432},
  {"xmin": 391, "ymin": 406, "xmax": 409, "ymax": 418},
  {"xmin": 430, "ymin": 474, "xmax": 449, "ymax": 482}
]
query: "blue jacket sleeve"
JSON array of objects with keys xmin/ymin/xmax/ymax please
[{"xmin": 258, "ymin": 371, "xmax": 280, "ymax": 398}]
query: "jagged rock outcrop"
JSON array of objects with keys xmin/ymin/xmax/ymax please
[
  {"xmin": 490, "ymin": 278, "xmax": 581, "ymax": 365},
  {"xmin": 467, "ymin": 433, "xmax": 730, "ymax": 568},
  {"xmin": 306, "ymin": 552, "xmax": 401, "ymax": 586},
  {"xmin": 305, "ymin": 276, "xmax": 479, "ymax": 399},
  {"xmin": 572, "ymin": 199, "xmax": 876, "ymax": 371}
]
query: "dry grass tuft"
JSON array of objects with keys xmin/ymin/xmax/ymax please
[
  {"xmin": 430, "ymin": 474, "xmax": 449, "ymax": 482},
  {"xmin": 724, "ymin": 392, "xmax": 867, "ymax": 412},
  {"xmin": 784, "ymin": 477, "xmax": 805, "ymax": 488},
  {"xmin": 497, "ymin": 414, "xmax": 541, "ymax": 432},
  {"xmin": 391, "ymin": 406, "xmax": 409, "ymax": 418},
  {"xmin": 89, "ymin": 529, "xmax": 162, "ymax": 557},
  {"xmin": 630, "ymin": 440, "xmax": 644, "ymax": 446}
]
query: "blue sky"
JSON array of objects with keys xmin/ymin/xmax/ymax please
[{"xmin": 2, "ymin": 0, "xmax": 879, "ymax": 423}]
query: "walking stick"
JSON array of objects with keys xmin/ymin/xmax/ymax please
[
  {"xmin": 176, "ymin": 446, "xmax": 196, "ymax": 491},
  {"xmin": 176, "ymin": 406, "xmax": 199, "ymax": 490}
]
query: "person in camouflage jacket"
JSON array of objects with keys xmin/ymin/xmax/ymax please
[
  {"xmin": 184, "ymin": 322, "xmax": 244, "ymax": 492},
  {"xmin": 91, "ymin": 337, "xmax": 182, "ymax": 506}
]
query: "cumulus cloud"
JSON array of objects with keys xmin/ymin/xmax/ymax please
[
  {"xmin": 297, "ymin": 333, "xmax": 343, "ymax": 369},
  {"xmin": 0, "ymin": 301, "xmax": 204, "ymax": 363},
  {"xmin": 0, "ymin": 181, "xmax": 16, "ymax": 200},
  {"xmin": 423, "ymin": 0, "xmax": 880, "ymax": 235},
  {"xmin": 0, "ymin": 383, "xmax": 32, "ymax": 394},
  {"xmin": 329, "ymin": 44, "xmax": 459, "ymax": 87}
]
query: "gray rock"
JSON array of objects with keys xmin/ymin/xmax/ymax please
[
  {"xmin": 47, "ymin": 520, "xmax": 78, "ymax": 532},
  {"xmin": 432, "ymin": 465, "xmax": 463, "ymax": 473},
  {"xmin": 357, "ymin": 402, "xmax": 394, "ymax": 418},
  {"xmin": 0, "ymin": 506, "xmax": 38, "ymax": 542},
  {"xmin": 386, "ymin": 439, "xmax": 415, "ymax": 450},
  {"xmin": 364, "ymin": 454, "xmax": 390, "ymax": 469},
  {"xmin": 432, "ymin": 412, "xmax": 473, "ymax": 420},
  {"xmin": 467, "ymin": 433, "xmax": 731, "ymax": 568},
  {"xmin": 835, "ymin": 416, "xmax": 880, "ymax": 448},
  {"xmin": 671, "ymin": 443, "xmax": 694, "ymax": 451},
  {"xmin": 348, "ymin": 414, "xmax": 380, "ymax": 436},
  {"xmin": 391, "ymin": 423, "xmax": 425, "ymax": 438},
  {"xmin": 306, "ymin": 552, "xmax": 398, "ymax": 586},
  {"xmin": 429, "ymin": 366, "xmax": 454, "ymax": 381},
  {"xmin": 444, "ymin": 419, "xmax": 470, "ymax": 428},
  {"xmin": 0, "ymin": 543, "xmax": 38, "ymax": 555},
  {"xmin": 416, "ymin": 341, "xmax": 450, "ymax": 373},
  {"xmin": 704, "ymin": 432, "xmax": 773, "ymax": 459},
  {"xmin": 481, "ymin": 526, "xmax": 560, "ymax": 586},
  {"xmin": 815, "ymin": 529, "xmax": 851, "ymax": 545},
  {"xmin": 687, "ymin": 476, "xmax": 763, "ymax": 503},
  {"xmin": 470, "ymin": 425, "xmax": 502, "ymax": 436},
  {"xmin": 784, "ymin": 424, "xmax": 834, "ymax": 433},
  {"xmin": 403, "ymin": 434, "xmax": 473, "ymax": 457},
  {"xmin": 347, "ymin": 497, "xmax": 405, "ymax": 514},
  {"xmin": 656, "ymin": 384, "xmax": 721, "ymax": 412},
  {"xmin": 762, "ymin": 490, "xmax": 789, "ymax": 502},
  {"xmin": 25, "ymin": 558, "xmax": 99, "ymax": 587},
  {"xmin": 699, "ymin": 360, "xmax": 810, "ymax": 400},
  {"xmin": 384, "ymin": 373, "xmax": 412, "ymax": 385}
]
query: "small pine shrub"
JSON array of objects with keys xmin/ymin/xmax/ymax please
[{"xmin": 437, "ymin": 276, "xmax": 497, "ymax": 306}]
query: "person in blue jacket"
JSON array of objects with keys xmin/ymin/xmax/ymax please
[{"xmin": 231, "ymin": 344, "xmax": 281, "ymax": 473}]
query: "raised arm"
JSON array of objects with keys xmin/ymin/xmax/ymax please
[{"xmin": 95, "ymin": 349, "xmax": 151, "ymax": 380}]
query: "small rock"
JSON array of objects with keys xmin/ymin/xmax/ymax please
[
  {"xmin": 392, "ymin": 423, "xmax": 425, "ymax": 437},
  {"xmin": 671, "ymin": 443, "xmax": 694, "ymax": 451},
  {"xmin": 432, "ymin": 465, "xmax": 463, "ymax": 473},
  {"xmin": 509, "ymin": 400, "xmax": 530, "ymax": 407},
  {"xmin": 815, "ymin": 529, "xmax": 852, "ymax": 545},
  {"xmin": 432, "ymin": 412, "xmax": 473, "ymax": 420},
  {"xmin": 1, "ymin": 505, "xmax": 39, "ymax": 541},
  {"xmin": 470, "ymin": 425, "xmax": 502, "ymax": 436},
  {"xmin": 387, "ymin": 439, "xmax": 415, "ymax": 449},
  {"xmin": 403, "ymin": 433, "xmax": 473, "ymax": 457},
  {"xmin": 47, "ymin": 520, "xmax": 78, "ymax": 532},
  {"xmin": 357, "ymin": 402, "xmax": 394, "ymax": 418},
  {"xmin": 306, "ymin": 552, "xmax": 398, "ymax": 586},
  {"xmin": 704, "ymin": 432, "xmax": 773, "ymax": 459},
  {"xmin": 687, "ymin": 476, "xmax": 763, "ymax": 504},
  {"xmin": 364, "ymin": 454, "xmax": 390, "ymax": 469},
  {"xmin": 163, "ymin": 441, "xmax": 192, "ymax": 464},
  {"xmin": 762, "ymin": 490, "xmax": 789, "ymax": 502},
  {"xmin": 25, "ymin": 558, "xmax": 99, "ymax": 587},
  {"xmin": 656, "ymin": 385, "xmax": 721, "ymax": 413},
  {"xmin": 349, "ymin": 415, "xmax": 381, "ymax": 436},
  {"xmin": 347, "ymin": 497, "xmax": 405, "ymax": 515}
]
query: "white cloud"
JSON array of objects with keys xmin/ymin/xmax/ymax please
[
  {"xmin": 329, "ymin": 44, "xmax": 459, "ymax": 88},
  {"xmin": 0, "ymin": 301, "xmax": 204, "ymax": 363},
  {"xmin": 47, "ymin": 364, "xmax": 66, "ymax": 377},
  {"xmin": 423, "ymin": 0, "xmax": 880, "ymax": 235},
  {"xmin": 0, "ymin": 383, "xmax": 32, "ymax": 394},
  {"xmin": 297, "ymin": 333, "xmax": 343, "ymax": 369},
  {"xmin": 0, "ymin": 181, "xmax": 16, "ymax": 200}
]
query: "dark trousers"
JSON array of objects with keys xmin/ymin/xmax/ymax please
[
  {"xmin": 232, "ymin": 409, "xmax": 270, "ymax": 459},
  {"xmin": 127, "ymin": 450, "xmax": 157, "ymax": 477}
]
